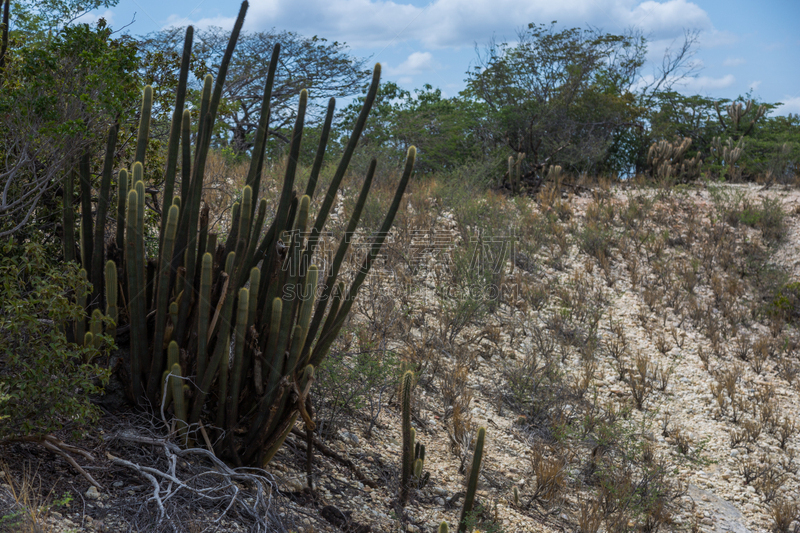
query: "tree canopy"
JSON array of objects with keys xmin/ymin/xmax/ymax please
[{"xmin": 140, "ymin": 27, "xmax": 368, "ymax": 155}]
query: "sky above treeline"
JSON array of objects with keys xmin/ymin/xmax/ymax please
[{"xmin": 82, "ymin": 0, "xmax": 800, "ymax": 115}]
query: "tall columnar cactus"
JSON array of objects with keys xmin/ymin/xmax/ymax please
[
  {"xmin": 104, "ymin": 260, "xmax": 117, "ymax": 340},
  {"xmin": 400, "ymin": 370, "xmax": 414, "ymax": 506},
  {"xmin": 63, "ymin": 0, "xmax": 415, "ymax": 468},
  {"xmin": 458, "ymin": 426, "xmax": 487, "ymax": 533},
  {"xmin": 507, "ymin": 153, "xmax": 525, "ymax": 194}
]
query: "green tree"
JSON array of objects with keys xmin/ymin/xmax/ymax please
[
  {"xmin": 140, "ymin": 27, "xmax": 368, "ymax": 155},
  {"xmin": 0, "ymin": 19, "xmax": 140, "ymax": 239},
  {"xmin": 8, "ymin": 0, "xmax": 119, "ymax": 35},
  {"xmin": 337, "ymin": 82, "xmax": 487, "ymax": 173},
  {"xmin": 464, "ymin": 23, "xmax": 646, "ymax": 180}
]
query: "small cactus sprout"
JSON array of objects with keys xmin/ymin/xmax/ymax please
[
  {"xmin": 439, "ymin": 522, "xmax": 449, "ymax": 533},
  {"xmin": 458, "ymin": 426, "xmax": 487, "ymax": 533}
]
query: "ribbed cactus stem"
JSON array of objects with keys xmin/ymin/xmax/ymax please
[
  {"xmin": 90, "ymin": 309, "xmax": 103, "ymax": 349},
  {"xmin": 439, "ymin": 522, "xmax": 449, "ymax": 533},
  {"xmin": 135, "ymin": 86, "xmax": 152, "ymax": 165},
  {"xmin": 171, "ymin": 361, "xmax": 188, "ymax": 444},
  {"xmin": 76, "ymin": 268, "xmax": 87, "ymax": 342},
  {"xmin": 225, "ymin": 287, "xmax": 250, "ymax": 448},
  {"xmin": 262, "ymin": 297, "xmax": 284, "ymax": 403},
  {"xmin": 125, "ymin": 188, "xmax": 144, "ymax": 401},
  {"xmin": 458, "ymin": 426, "xmax": 486, "ymax": 533},
  {"xmin": 148, "ymin": 204, "xmax": 180, "ymax": 401},
  {"xmin": 400, "ymin": 370, "xmax": 413, "ymax": 506},
  {"xmin": 105, "ymin": 260, "xmax": 117, "ymax": 340},
  {"xmin": 115, "ymin": 168, "xmax": 128, "ymax": 250},
  {"xmin": 91, "ymin": 125, "xmax": 118, "ymax": 311},
  {"xmin": 196, "ymin": 253, "xmax": 213, "ymax": 384}
]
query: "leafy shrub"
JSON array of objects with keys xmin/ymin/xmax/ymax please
[
  {"xmin": 313, "ymin": 332, "xmax": 401, "ymax": 440},
  {"xmin": 0, "ymin": 241, "xmax": 109, "ymax": 441},
  {"xmin": 769, "ymin": 281, "xmax": 800, "ymax": 325}
]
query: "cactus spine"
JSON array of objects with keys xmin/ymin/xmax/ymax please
[{"xmin": 458, "ymin": 426, "xmax": 487, "ymax": 533}]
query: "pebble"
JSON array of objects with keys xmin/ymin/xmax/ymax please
[{"xmin": 85, "ymin": 486, "xmax": 100, "ymax": 500}]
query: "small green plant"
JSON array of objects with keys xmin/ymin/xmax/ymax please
[{"xmin": 0, "ymin": 241, "xmax": 110, "ymax": 441}]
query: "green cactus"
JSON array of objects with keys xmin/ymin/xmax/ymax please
[
  {"xmin": 105, "ymin": 260, "xmax": 117, "ymax": 340},
  {"xmin": 170, "ymin": 360, "xmax": 188, "ymax": 445},
  {"xmin": 89, "ymin": 309, "xmax": 103, "ymax": 350},
  {"xmin": 647, "ymin": 137, "xmax": 702, "ymax": 182},
  {"xmin": 115, "ymin": 168, "xmax": 128, "ymax": 253},
  {"xmin": 78, "ymin": 154, "xmax": 93, "ymax": 277},
  {"xmin": 400, "ymin": 370, "xmax": 413, "ymax": 506},
  {"xmin": 90, "ymin": 125, "xmax": 118, "ymax": 311},
  {"xmin": 62, "ymin": 0, "xmax": 414, "ymax": 468},
  {"xmin": 75, "ymin": 268, "xmax": 87, "ymax": 342},
  {"xmin": 458, "ymin": 426, "xmax": 487, "ymax": 533},
  {"xmin": 439, "ymin": 523, "xmax": 449, "ymax": 533},
  {"xmin": 147, "ymin": 203, "xmax": 180, "ymax": 401}
]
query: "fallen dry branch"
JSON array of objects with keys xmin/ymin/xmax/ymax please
[{"xmin": 110, "ymin": 431, "xmax": 283, "ymax": 532}]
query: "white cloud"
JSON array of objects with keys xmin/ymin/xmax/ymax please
[
  {"xmin": 387, "ymin": 52, "xmax": 439, "ymax": 77},
  {"xmin": 776, "ymin": 96, "xmax": 800, "ymax": 116},
  {"xmin": 74, "ymin": 9, "xmax": 114, "ymax": 26},
  {"xmin": 749, "ymin": 80, "xmax": 762, "ymax": 91},
  {"xmin": 677, "ymin": 74, "xmax": 735, "ymax": 92},
  {"xmin": 168, "ymin": 0, "xmax": 715, "ymax": 50},
  {"xmin": 723, "ymin": 57, "xmax": 745, "ymax": 67}
]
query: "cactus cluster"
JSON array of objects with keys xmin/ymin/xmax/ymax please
[
  {"xmin": 507, "ymin": 152, "xmax": 525, "ymax": 194},
  {"xmin": 63, "ymin": 1, "xmax": 414, "ymax": 467},
  {"xmin": 400, "ymin": 370, "xmax": 430, "ymax": 507},
  {"xmin": 716, "ymin": 99, "xmax": 766, "ymax": 135},
  {"xmin": 646, "ymin": 137, "xmax": 702, "ymax": 182},
  {"xmin": 711, "ymin": 136, "xmax": 746, "ymax": 179}
]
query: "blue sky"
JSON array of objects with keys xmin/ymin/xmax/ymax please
[{"xmin": 83, "ymin": 0, "xmax": 800, "ymax": 115}]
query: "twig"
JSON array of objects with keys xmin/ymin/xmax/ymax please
[
  {"xmin": 290, "ymin": 428, "xmax": 378, "ymax": 488},
  {"xmin": 41, "ymin": 440, "xmax": 102, "ymax": 490}
]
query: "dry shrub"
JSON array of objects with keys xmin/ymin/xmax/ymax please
[
  {"xmin": 530, "ymin": 446, "xmax": 567, "ymax": 504},
  {"xmin": 770, "ymin": 498, "xmax": 800, "ymax": 533}
]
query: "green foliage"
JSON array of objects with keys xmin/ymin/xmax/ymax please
[
  {"xmin": 313, "ymin": 340, "xmax": 401, "ymax": 437},
  {"xmin": 0, "ymin": 241, "xmax": 109, "ymax": 441},
  {"xmin": 9, "ymin": 0, "xmax": 119, "ymax": 35},
  {"xmin": 338, "ymin": 82, "xmax": 486, "ymax": 173},
  {"xmin": 141, "ymin": 26, "xmax": 368, "ymax": 156},
  {"xmin": 464, "ymin": 23, "xmax": 645, "ymax": 177},
  {"xmin": 710, "ymin": 187, "xmax": 787, "ymax": 243},
  {"xmin": 0, "ymin": 18, "xmax": 140, "ymax": 239},
  {"xmin": 769, "ymin": 282, "xmax": 800, "ymax": 325}
]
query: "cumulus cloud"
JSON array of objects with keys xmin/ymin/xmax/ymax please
[
  {"xmin": 723, "ymin": 56, "xmax": 745, "ymax": 67},
  {"xmin": 677, "ymin": 74, "xmax": 735, "ymax": 92},
  {"xmin": 776, "ymin": 96, "xmax": 800, "ymax": 116},
  {"xmin": 387, "ymin": 52, "xmax": 439, "ymax": 77},
  {"xmin": 749, "ymin": 80, "xmax": 762, "ymax": 91},
  {"xmin": 165, "ymin": 0, "xmax": 714, "ymax": 50}
]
